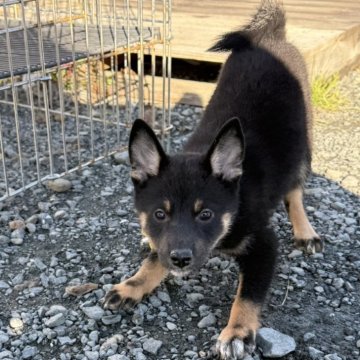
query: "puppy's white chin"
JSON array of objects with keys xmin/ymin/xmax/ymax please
[{"xmin": 170, "ymin": 269, "xmax": 191, "ymax": 277}]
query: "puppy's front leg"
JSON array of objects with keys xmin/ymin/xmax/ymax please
[
  {"xmin": 104, "ymin": 252, "xmax": 168, "ymax": 309},
  {"xmin": 217, "ymin": 229, "xmax": 277, "ymax": 359}
]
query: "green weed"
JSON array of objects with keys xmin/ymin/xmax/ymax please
[{"xmin": 311, "ymin": 74, "xmax": 348, "ymax": 111}]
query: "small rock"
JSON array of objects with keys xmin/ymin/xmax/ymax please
[
  {"xmin": 0, "ymin": 350, "xmax": 12, "ymax": 359},
  {"xmin": 324, "ymin": 354, "xmax": 342, "ymax": 360},
  {"xmin": 22, "ymin": 346, "xmax": 38, "ymax": 359},
  {"xmin": 149, "ymin": 295, "xmax": 162, "ymax": 307},
  {"xmin": 82, "ymin": 306, "xmax": 104, "ymax": 320},
  {"xmin": 89, "ymin": 330, "xmax": 99, "ymax": 342},
  {"xmin": 45, "ymin": 313, "xmax": 66, "ymax": 328},
  {"xmin": 333, "ymin": 278, "xmax": 344, "ymax": 289},
  {"xmin": 291, "ymin": 267, "xmax": 305, "ymax": 276},
  {"xmin": 9, "ymin": 219, "xmax": 25, "ymax": 230},
  {"xmin": 344, "ymin": 217, "xmax": 356, "ymax": 226},
  {"xmin": 345, "ymin": 281, "xmax": 354, "ymax": 292},
  {"xmin": 198, "ymin": 304, "xmax": 210, "ymax": 317},
  {"xmin": 108, "ymin": 356, "xmax": 130, "ymax": 360},
  {"xmin": 288, "ymin": 249, "xmax": 303, "ymax": 258},
  {"xmin": 184, "ymin": 350, "xmax": 197, "ymax": 357},
  {"xmin": 166, "ymin": 322, "xmax": 177, "ymax": 330},
  {"xmin": 132, "ymin": 312, "xmax": 144, "ymax": 326},
  {"xmin": 54, "ymin": 210, "xmax": 67, "ymax": 220},
  {"xmin": 0, "ymin": 332, "xmax": 9, "ymax": 344},
  {"xmin": 26, "ymin": 215, "xmax": 39, "ymax": 224},
  {"xmin": 197, "ymin": 313, "xmax": 216, "ymax": 328},
  {"xmin": 181, "ymin": 108, "xmax": 193, "ymax": 116},
  {"xmin": 0, "ymin": 280, "xmax": 10, "ymax": 289},
  {"xmin": 58, "ymin": 336, "xmax": 76, "ymax": 345},
  {"xmin": 10, "ymin": 318, "xmax": 23, "ymax": 331},
  {"xmin": 243, "ymin": 356, "xmax": 254, "ymax": 360},
  {"xmin": 84, "ymin": 351, "xmax": 99, "ymax": 360},
  {"xmin": 47, "ymin": 178, "xmax": 72, "ymax": 192},
  {"xmin": 12, "ymin": 273, "xmax": 24, "ymax": 285},
  {"xmin": 187, "ymin": 293, "xmax": 204, "ymax": 303},
  {"xmin": 46, "ymin": 305, "xmax": 67, "ymax": 316},
  {"xmin": 157, "ymin": 291, "xmax": 171, "ymax": 303},
  {"xmin": 0, "ymin": 235, "xmax": 10, "ymax": 245},
  {"xmin": 38, "ymin": 202, "xmax": 50, "ymax": 212},
  {"xmin": 116, "ymin": 209, "xmax": 128, "ymax": 216},
  {"xmin": 256, "ymin": 327, "xmax": 296, "ymax": 358},
  {"xmin": 188, "ymin": 335, "xmax": 196, "ymax": 342},
  {"xmin": 309, "ymin": 346, "xmax": 325, "ymax": 359},
  {"xmin": 25, "ymin": 223, "xmax": 36, "ymax": 233},
  {"xmin": 29, "ymin": 286, "xmax": 43, "ymax": 296},
  {"xmin": 10, "ymin": 237, "xmax": 23, "ymax": 245},
  {"xmin": 101, "ymin": 314, "xmax": 122, "ymax": 325},
  {"xmin": 143, "ymin": 338, "xmax": 163, "ymax": 355},
  {"xmin": 135, "ymin": 353, "xmax": 146, "ymax": 360},
  {"xmin": 100, "ymin": 334, "xmax": 124, "ymax": 353},
  {"xmin": 11, "ymin": 228, "xmax": 24, "ymax": 239},
  {"xmin": 34, "ymin": 258, "xmax": 47, "ymax": 270},
  {"xmin": 314, "ymin": 286, "xmax": 324, "ymax": 293},
  {"xmin": 65, "ymin": 283, "xmax": 98, "ymax": 297},
  {"xmin": 113, "ymin": 151, "xmax": 129, "ymax": 165},
  {"xmin": 304, "ymin": 332, "xmax": 316, "ymax": 342}
]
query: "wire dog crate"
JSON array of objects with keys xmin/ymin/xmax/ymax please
[{"xmin": 0, "ymin": 0, "xmax": 172, "ymax": 201}]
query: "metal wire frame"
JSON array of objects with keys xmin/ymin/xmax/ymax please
[{"xmin": 0, "ymin": 0, "xmax": 172, "ymax": 202}]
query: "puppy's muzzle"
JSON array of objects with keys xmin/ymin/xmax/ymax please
[{"xmin": 170, "ymin": 249, "xmax": 193, "ymax": 269}]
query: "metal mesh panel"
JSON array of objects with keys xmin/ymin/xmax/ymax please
[{"xmin": 0, "ymin": 0, "xmax": 172, "ymax": 201}]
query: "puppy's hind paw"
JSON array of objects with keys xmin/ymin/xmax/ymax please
[{"xmin": 295, "ymin": 236, "xmax": 324, "ymax": 254}]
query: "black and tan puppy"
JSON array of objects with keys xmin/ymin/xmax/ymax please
[{"xmin": 104, "ymin": 1, "xmax": 323, "ymax": 358}]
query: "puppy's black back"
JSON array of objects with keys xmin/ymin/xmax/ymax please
[{"xmin": 184, "ymin": 1, "xmax": 311, "ymax": 231}]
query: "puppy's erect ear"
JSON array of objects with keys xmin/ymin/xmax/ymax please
[
  {"xmin": 129, "ymin": 119, "xmax": 167, "ymax": 183},
  {"xmin": 206, "ymin": 117, "xmax": 245, "ymax": 181}
]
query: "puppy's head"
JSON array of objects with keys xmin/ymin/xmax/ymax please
[{"xmin": 128, "ymin": 118, "xmax": 245, "ymax": 275}]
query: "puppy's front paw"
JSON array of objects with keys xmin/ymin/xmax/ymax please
[
  {"xmin": 295, "ymin": 236, "xmax": 324, "ymax": 254},
  {"xmin": 103, "ymin": 281, "xmax": 145, "ymax": 310},
  {"xmin": 216, "ymin": 325, "xmax": 256, "ymax": 360}
]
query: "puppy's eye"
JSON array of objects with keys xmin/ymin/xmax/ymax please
[
  {"xmin": 154, "ymin": 209, "xmax": 167, "ymax": 221},
  {"xmin": 198, "ymin": 209, "xmax": 213, "ymax": 221}
]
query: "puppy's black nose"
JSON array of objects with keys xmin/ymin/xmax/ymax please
[{"xmin": 170, "ymin": 249, "xmax": 193, "ymax": 268}]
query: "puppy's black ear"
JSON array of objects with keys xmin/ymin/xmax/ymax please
[
  {"xmin": 129, "ymin": 119, "xmax": 167, "ymax": 183},
  {"xmin": 205, "ymin": 117, "xmax": 245, "ymax": 181}
]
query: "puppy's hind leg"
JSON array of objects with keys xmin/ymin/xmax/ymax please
[
  {"xmin": 285, "ymin": 187, "xmax": 323, "ymax": 254},
  {"xmin": 103, "ymin": 252, "xmax": 168, "ymax": 309}
]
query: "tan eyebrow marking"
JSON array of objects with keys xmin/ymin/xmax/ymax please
[
  {"xmin": 194, "ymin": 199, "xmax": 203, "ymax": 213},
  {"xmin": 164, "ymin": 199, "xmax": 171, "ymax": 213}
]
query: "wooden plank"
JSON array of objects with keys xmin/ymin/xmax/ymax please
[
  {"xmin": 165, "ymin": 0, "xmax": 360, "ymax": 67},
  {"xmin": 156, "ymin": 25, "xmax": 360, "ymax": 108},
  {"xmin": 157, "ymin": 0, "xmax": 360, "ymax": 82},
  {"xmin": 144, "ymin": 76, "xmax": 215, "ymax": 107}
]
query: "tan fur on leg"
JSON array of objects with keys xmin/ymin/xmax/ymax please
[
  {"xmin": 103, "ymin": 254, "xmax": 168, "ymax": 309},
  {"xmin": 216, "ymin": 275, "xmax": 260, "ymax": 359},
  {"xmin": 285, "ymin": 187, "xmax": 323, "ymax": 253}
]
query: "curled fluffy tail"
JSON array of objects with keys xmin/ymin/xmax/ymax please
[{"xmin": 209, "ymin": 0, "xmax": 286, "ymax": 52}]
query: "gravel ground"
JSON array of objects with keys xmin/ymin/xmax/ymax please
[{"xmin": 0, "ymin": 70, "xmax": 359, "ymax": 360}]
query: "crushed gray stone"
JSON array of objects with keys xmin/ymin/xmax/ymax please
[
  {"xmin": 47, "ymin": 178, "xmax": 72, "ymax": 192},
  {"xmin": 81, "ymin": 306, "xmax": 104, "ymax": 320},
  {"xmin": 197, "ymin": 313, "xmax": 216, "ymax": 328},
  {"xmin": 309, "ymin": 346, "xmax": 325, "ymax": 359},
  {"xmin": 256, "ymin": 327, "xmax": 296, "ymax": 358},
  {"xmin": 44, "ymin": 313, "xmax": 66, "ymax": 328},
  {"xmin": 0, "ymin": 77, "xmax": 359, "ymax": 360},
  {"xmin": 143, "ymin": 338, "xmax": 163, "ymax": 355}
]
